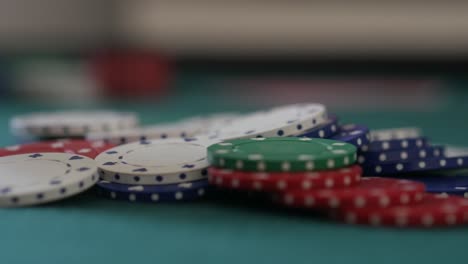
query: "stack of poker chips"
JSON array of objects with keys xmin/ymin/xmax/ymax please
[
  {"xmin": 358, "ymin": 127, "xmax": 445, "ymax": 175},
  {"xmin": 207, "ymin": 138, "xmax": 361, "ymax": 194},
  {"xmin": 207, "ymin": 137, "xmax": 468, "ymax": 228},
  {"xmin": 4, "ymin": 103, "xmax": 468, "ymax": 227},
  {"xmin": 356, "ymin": 127, "xmax": 468, "ymax": 198},
  {"xmin": 93, "ymin": 137, "xmax": 215, "ymax": 203}
]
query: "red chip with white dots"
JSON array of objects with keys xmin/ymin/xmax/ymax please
[
  {"xmin": 332, "ymin": 194, "xmax": 468, "ymax": 228},
  {"xmin": 279, "ymin": 177, "xmax": 425, "ymax": 210},
  {"xmin": 208, "ymin": 165, "xmax": 362, "ymax": 192},
  {"xmin": 0, "ymin": 140, "xmax": 115, "ymax": 159}
]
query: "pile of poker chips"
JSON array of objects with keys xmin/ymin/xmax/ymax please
[
  {"xmin": 93, "ymin": 137, "xmax": 213, "ymax": 203},
  {"xmin": 202, "ymin": 106, "xmax": 468, "ymax": 228},
  {"xmin": 358, "ymin": 127, "xmax": 446, "ymax": 175},
  {"xmin": 0, "ymin": 110, "xmax": 134, "ymax": 207},
  {"xmin": 2, "ymin": 105, "xmax": 468, "ymax": 228},
  {"xmin": 206, "ymin": 136, "xmax": 468, "ymax": 228},
  {"xmin": 355, "ymin": 127, "xmax": 468, "ymax": 198}
]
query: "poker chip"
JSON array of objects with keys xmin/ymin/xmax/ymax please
[
  {"xmin": 10, "ymin": 110, "xmax": 138, "ymax": 138},
  {"xmin": 87, "ymin": 123, "xmax": 199, "ymax": 145},
  {"xmin": 5, "ymin": 106, "xmax": 468, "ymax": 229},
  {"xmin": 333, "ymin": 194, "xmax": 468, "ymax": 228},
  {"xmin": 363, "ymin": 146, "xmax": 468, "ymax": 175},
  {"xmin": 0, "ymin": 139, "xmax": 116, "ymax": 159},
  {"xmin": 96, "ymin": 179, "xmax": 209, "ymax": 203},
  {"xmin": 297, "ymin": 114, "xmax": 339, "ymax": 139},
  {"xmin": 370, "ymin": 127, "xmax": 422, "ymax": 141},
  {"xmin": 87, "ymin": 140, "xmax": 117, "ymax": 156},
  {"xmin": 357, "ymin": 145, "xmax": 445, "ymax": 165},
  {"xmin": 279, "ymin": 177, "xmax": 425, "ymax": 210},
  {"xmin": 86, "ymin": 113, "xmax": 238, "ymax": 145},
  {"xmin": 403, "ymin": 175, "xmax": 468, "ymax": 197},
  {"xmin": 363, "ymin": 137, "xmax": 428, "ymax": 152},
  {"xmin": 0, "ymin": 153, "xmax": 99, "ymax": 207},
  {"xmin": 330, "ymin": 124, "xmax": 370, "ymax": 148},
  {"xmin": 208, "ymin": 165, "xmax": 362, "ymax": 192},
  {"xmin": 96, "ymin": 137, "xmax": 218, "ymax": 185},
  {"xmin": 209, "ymin": 103, "xmax": 327, "ymax": 140},
  {"xmin": 207, "ymin": 137, "xmax": 357, "ymax": 172}
]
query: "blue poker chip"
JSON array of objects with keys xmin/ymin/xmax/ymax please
[
  {"xmin": 358, "ymin": 145, "xmax": 445, "ymax": 165},
  {"xmin": 363, "ymin": 137, "xmax": 428, "ymax": 152},
  {"xmin": 362, "ymin": 146, "xmax": 468, "ymax": 176},
  {"xmin": 330, "ymin": 124, "xmax": 370, "ymax": 148},
  {"xmin": 402, "ymin": 175, "xmax": 468, "ymax": 197},
  {"xmin": 96, "ymin": 179, "xmax": 209, "ymax": 203},
  {"xmin": 297, "ymin": 114, "xmax": 339, "ymax": 139}
]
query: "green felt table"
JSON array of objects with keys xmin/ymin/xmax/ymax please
[{"xmin": 1, "ymin": 90, "xmax": 468, "ymax": 264}]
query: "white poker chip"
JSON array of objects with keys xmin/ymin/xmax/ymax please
[
  {"xmin": 10, "ymin": 110, "xmax": 139, "ymax": 138},
  {"xmin": 370, "ymin": 127, "xmax": 422, "ymax": 141},
  {"xmin": 190, "ymin": 113, "xmax": 240, "ymax": 132},
  {"xmin": 443, "ymin": 146, "xmax": 468, "ymax": 157},
  {"xmin": 86, "ymin": 112, "xmax": 238, "ymax": 145},
  {"xmin": 209, "ymin": 103, "xmax": 327, "ymax": 140},
  {"xmin": 0, "ymin": 153, "xmax": 99, "ymax": 207},
  {"xmin": 95, "ymin": 136, "xmax": 219, "ymax": 185}
]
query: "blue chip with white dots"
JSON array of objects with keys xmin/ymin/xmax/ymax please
[
  {"xmin": 0, "ymin": 152, "xmax": 99, "ymax": 207},
  {"xmin": 330, "ymin": 124, "xmax": 370, "ymax": 149},
  {"xmin": 402, "ymin": 174, "xmax": 468, "ymax": 197},
  {"xmin": 95, "ymin": 137, "xmax": 217, "ymax": 185},
  {"xmin": 358, "ymin": 145, "xmax": 445, "ymax": 165},
  {"xmin": 96, "ymin": 179, "xmax": 209, "ymax": 203},
  {"xmin": 362, "ymin": 146, "xmax": 468, "ymax": 176},
  {"xmin": 363, "ymin": 137, "xmax": 429, "ymax": 152}
]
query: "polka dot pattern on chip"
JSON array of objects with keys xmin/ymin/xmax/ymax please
[
  {"xmin": 0, "ymin": 153, "xmax": 99, "ymax": 207},
  {"xmin": 332, "ymin": 194, "xmax": 468, "ymax": 228},
  {"xmin": 96, "ymin": 137, "xmax": 217, "ymax": 185},
  {"xmin": 207, "ymin": 137, "xmax": 357, "ymax": 172},
  {"xmin": 96, "ymin": 179, "xmax": 209, "ymax": 203},
  {"xmin": 208, "ymin": 165, "xmax": 362, "ymax": 192},
  {"xmin": 208, "ymin": 103, "xmax": 327, "ymax": 140},
  {"xmin": 10, "ymin": 110, "xmax": 138, "ymax": 138},
  {"xmin": 278, "ymin": 177, "xmax": 425, "ymax": 210}
]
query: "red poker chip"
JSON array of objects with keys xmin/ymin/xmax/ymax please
[
  {"xmin": 208, "ymin": 165, "xmax": 362, "ymax": 192},
  {"xmin": 279, "ymin": 177, "xmax": 425, "ymax": 210},
  {"xmin": 333, "ymin": 194, "xmax": 468, "ymax": 228},
  {"xmin": 0, "ymin": 139, "xmax": 115, "ymax": 159}
]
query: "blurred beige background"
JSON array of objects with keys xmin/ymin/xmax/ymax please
[{"xmin": 1, "ymin": 1, "xmax": 468, "ymax": 56}]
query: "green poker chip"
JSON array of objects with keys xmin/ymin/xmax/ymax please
[{"xmin": 207, "ymin": 137, "xmax": 357, "ymax": 172}]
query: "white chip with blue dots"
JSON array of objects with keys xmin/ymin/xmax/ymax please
[
  {"xmin": 0, "ymin": 152, "xmax": 99, "ymax": 207},
  {"xmin": 10, "ymin": 110, "xmax": 138, "ymax": 138},
  {"xmin": 86, "ymin": 112, "xmax": 238, "ymax": 145},
  {"xmin": 208, "ymin": 103, "xmax": 327, "ymax": 140},
  {"xmin": 95, "ymin": 136, "xmax": 219, "ymax": 185}
]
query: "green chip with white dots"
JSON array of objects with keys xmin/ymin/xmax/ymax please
[{"xmin": 207, "ymin": 137, "xmax": 357, "ymax": 172}]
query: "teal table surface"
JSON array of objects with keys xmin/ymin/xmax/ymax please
[{"xmin": 1, "ymin": 93, "xmax": 468, "ymax": 264}]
